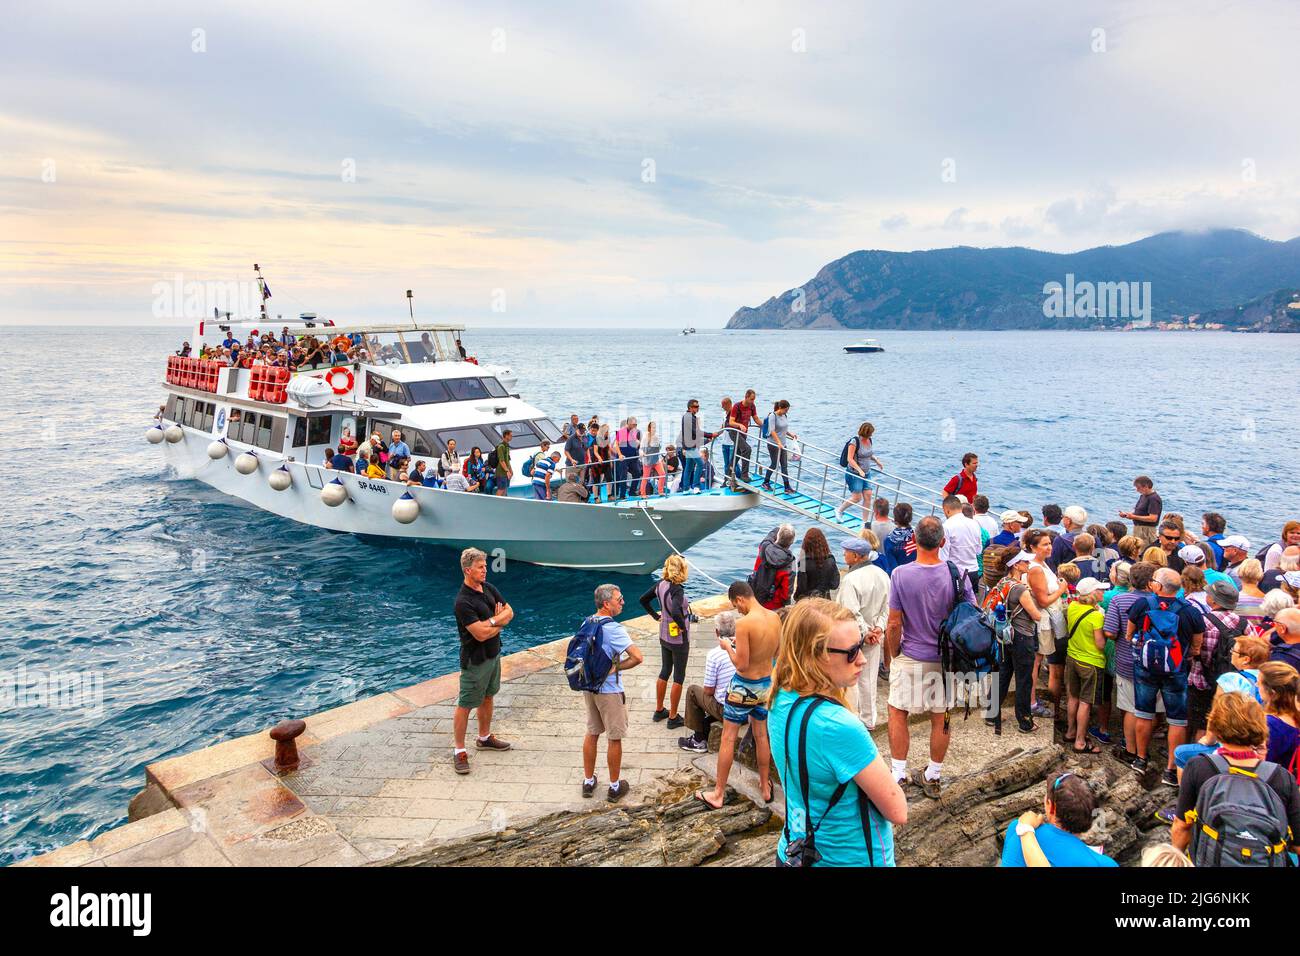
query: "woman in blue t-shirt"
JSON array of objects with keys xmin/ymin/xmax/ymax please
[
  {"xmin": 768, "ymin": 598, "xmax": 907, "ymax": 866},
  {"xmin": 1259, "ymin": 662, "xmax": 1300, "ymax": 770},
  {"xmin": 1002, "ymin": 771, "xmax": 1118, "ymax": 867}
]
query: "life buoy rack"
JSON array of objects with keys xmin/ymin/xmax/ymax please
[{"xmin": 324, "ymin": 366, "xmax": 354, "ymax": 395}]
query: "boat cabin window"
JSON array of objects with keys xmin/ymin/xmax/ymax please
[
  {"xmin": 231, "ymin": 410, "xmax": 285, "ymax": 450},
  {"xmin": 445, "ymin": 378, "xmax": 489, "ymax": 402},
  {"xmin": 483, "ymin": 377, "xmax": 508, "ymax": 399},
  {"xmin": 291, "ymin": 415, "xmax": 333, "ymax": 448},
  {"xmin": 169, "ymin": 396, "xmax": 217, "ymax": 432},
  {"xmin": 406, "ymin": 379, "xmax": 452, "ymax": 405},
  {"xmin": 381, "ymin": 379, "xmax": 406, "ymax": 404},
  {"xmin": 533, "ymin": 418, "xmax": 562, "ymax": 443},
  {"xmin": 493, "ymin": 421, "xmax": 538, "ymax": 448},
  {"xmin": 432, "ymin": 426, "xmax": 500, "ymax": 457}
]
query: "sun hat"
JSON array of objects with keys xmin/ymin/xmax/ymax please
[{"xmin": 1000, "ymin": 510, "xmax": 1031, "ymax": 525}]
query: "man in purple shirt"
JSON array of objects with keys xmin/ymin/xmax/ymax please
[{"xmin": 885, "ymin": 515, "xmax": 974, "ymax": 800}]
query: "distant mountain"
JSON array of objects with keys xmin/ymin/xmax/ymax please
[
  {"xmin": 725, "ymin": 230, "xmax": 1300, "ymax": 330},
  {"xmin": 1196, "ymin": 287, "xmax": 1300, "ymax": 331}
]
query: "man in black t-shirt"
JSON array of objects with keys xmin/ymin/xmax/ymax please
[
  {"xmin": 451, "ymin": 547, "xmax": 514, "ymax": 774},
  {"xmin": 1121, "ymin": 475, "xmax": 1162, "ymax": 546}
]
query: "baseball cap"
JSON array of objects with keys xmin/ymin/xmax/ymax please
[
  {"xmin": 1178, "ymin": 545, "xmax": 1206, "ymax": 565},
  {"xmin": 1076, "ymin": 577, "xmax": 1110, "ymax": 596},
  {"xmin": 1284, "ymin": 570, "xmax": 1300, "ymax": 589},
  {"xmin": 1000, "ymin": 510, "xmax": 1031, "ymax": 525},
  {"xmin": 841, "ymin": 538, "xmax": 874, "ymax": 556},
  {"xmin": 1219, "ymin": 534, "xmax": 1251, "ymax": 551}
]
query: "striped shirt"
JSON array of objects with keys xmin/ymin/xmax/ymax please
[
  {"xmin": 702, "ymin": 646, "xmax": 737, "ymax": 705},
  {"xmin": 1103, "ymin": 590, "xmax": 1147, "ymax": 681},
  {"xmin": 532, "ymin": 456, "xmax": 556, "ymax": 487}
]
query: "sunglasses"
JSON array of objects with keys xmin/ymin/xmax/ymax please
[
  {"xmin": 827, "ymin": 637, "xmax": 867, "ymax": 664},
  {"xmin": 1052, "ymin": 771, "xmax": 1075, "ymax": 791},
  {"xmin": 1160, "ymin": 534, "xmax": 1180, "ymax": 542}
]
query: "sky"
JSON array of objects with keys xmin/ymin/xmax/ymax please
[{"xmin": 2, "ymin": 0, "xmax": 1299, "ymax": 327}]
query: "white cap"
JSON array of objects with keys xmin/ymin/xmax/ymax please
[
  {"xmin": 1000, "ymin": 510, "xmax": 1031, "ymax": 525},
  {"xmin": 1219, "ymin": 534, "xmax": 1251, "ymax": 551},
  {"xmin": 1005, "ymin": 551, "xmax": 1033, "ymax": 568},
  {"xmin": 1178, "ymin": 545, "xmax": 1206, "ymax": 565},
  {"xmin": 1076, "ymin": 577, "xmax": 1111, "ymax": 596}
]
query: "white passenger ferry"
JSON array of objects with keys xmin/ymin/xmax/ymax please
[{"xmin": 148, "ymin": 317, "xmax": 757, "ymax": 572}]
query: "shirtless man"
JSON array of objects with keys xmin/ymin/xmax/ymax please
[{"xmin": 698, "ymin": 580, "xmax": 782, "ymax": 809}]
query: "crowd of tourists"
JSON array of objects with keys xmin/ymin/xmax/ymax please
[{"xmin": 450, "ymin": 459, "xmax": 1300, "ymax": 867}]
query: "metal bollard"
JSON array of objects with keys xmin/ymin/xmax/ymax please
[{"xmin": 269, "ymin": 719, "xmax": 307, "ymax": 771}]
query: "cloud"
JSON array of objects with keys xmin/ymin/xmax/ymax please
[{"xmin": 1, "ymin": 0, "xmax": 1299, "ymax": 325}]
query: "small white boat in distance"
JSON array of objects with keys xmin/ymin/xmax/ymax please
[{"xmin": 844, "ymin": 338, "xmax": 885, "ymax": 353}]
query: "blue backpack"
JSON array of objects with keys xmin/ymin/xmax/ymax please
[
  {"xmin": 938, "ymin": 561, "xmax": 1001, "ymax": 722},
  {"xmin": 761, "ymin": 414, "xmax": 773, "ymax": 439},
  {"xmin": 564, "ymin": 616, "xmax": 616, "ymax": 692},
  {"xmin": 1135, "ymin": 595, "xmax": 1184, "ymax": 676},
  {"xmin": 521, "ymin": 453, "xmax": 537, "ymax": 478},
  {"xmin": 838, "ymin": 438, "xmax": 854, "ymax": 468}
]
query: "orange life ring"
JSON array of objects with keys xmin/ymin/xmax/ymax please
[{"xmin": 324, "ymin": 366, "xmax": 354, "ymax": 395}]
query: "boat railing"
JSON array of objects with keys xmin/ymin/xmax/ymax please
[{"xmin": 706, "ymin": 427, "xmax": 946, "ymax": 519}]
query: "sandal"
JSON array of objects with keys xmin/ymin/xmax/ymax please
[
  {"xmin": 760, "ymin": 781, "xmax": 775, "ymax": 804},
  {"xmin": 1073, "ymin": 740, "xmax": 1101, "ymax": 755},
  {"xmin": 694, "ymin": 790, "xmax": 726, "ymax": 811},
  {"xmin": 1017, "ymin": 722, "xmax": 1038, "ymax": 734}
]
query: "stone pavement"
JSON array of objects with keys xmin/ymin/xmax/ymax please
[
  {"xmin": 17, "ymin": 595, "xmax": 736, "ymax": 867},
  {"xmin": 16, "ymin": 590, "xmax": 1053, "ymax": 868}
]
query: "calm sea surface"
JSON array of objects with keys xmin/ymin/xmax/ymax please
[{"xmin": 1, "ymin": 325, "xmax": 1297, "ymax": 863}]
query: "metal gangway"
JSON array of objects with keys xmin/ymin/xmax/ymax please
[{"xmin": 708, "ymin": 431, "xmax": 946, "ymax": 536}]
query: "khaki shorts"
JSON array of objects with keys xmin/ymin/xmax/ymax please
[
  {"xmin": 1037, "ymin": 622, "xmax": 1056, "ymax": 656},
  {"xmin": 457, "ymin": 654, "xmax": 501, "ymax": 709},
  {"xmin": 583, "ymin": 691, "xmax": 628, "ymax": 740},
  {"xmin": 1066, "ymin": 657, "xmax": 1101, "ymax": 706},
  {"xmin": 1115, "ymin": 674, "xmax": 1164, "ymax": 714},
  {"xmin": 887, "ymin": 654, "xmax": 947, "ymax": 714},
  {"xmin": 1132, "ymin": 524, "xmax": 1157, "ymax": 545}
]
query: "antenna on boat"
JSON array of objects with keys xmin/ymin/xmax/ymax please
[{"xmin": 406, "ymin": 289, "xmax": 415, "ymax": 323}]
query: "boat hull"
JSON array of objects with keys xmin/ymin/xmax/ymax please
[
  {"xmin": 843, "ymin": 346, "xmax": 884, "ymax": 353},
  {"xmin": 161, "ymin": 426, "xmax": 757, "ymax": 573}
]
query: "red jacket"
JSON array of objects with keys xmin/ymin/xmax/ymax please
[{"xmin": 751, "ymin": 552, "xmax": 791, "ymax": 610}]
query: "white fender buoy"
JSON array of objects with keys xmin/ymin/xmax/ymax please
[
  {"xmin": 207, "ymin": 438, "xmax": 229, "ymax": 460},
  {"xmin": 392, "ymin": 491, "xmax": 420, "ymax": 524},
  {"xmin": 234, "ymin": 451, "xmax": 259, "ymax": 475},
  {"xmin": 146, "ymin": 426, "xmax": 165, "ymax": 444},
  {"xmin": 268, "ymin": 465, "xmax": 292, "ymax": 491},
  {"xmin": 321, "ymin": 477, "xmax": 349, "ymax": 507},
  {"xmin": 163, "ymin": 424, "xmax": 184, "ymax": 443}
]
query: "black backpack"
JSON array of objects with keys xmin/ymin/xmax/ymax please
[
  {"xmin": 1202, "ymin": 610, "xmax": 1247, "ymax": 684},
  {"xmin": 486, "ymin": 447, "xmax": 500, "ymax": 470},
  {"xmin": 778, "ymin": 696, "xmax": 878, "ymax": 867},
  {"xmin": 1190, "ymin": 754, "xmax": 1294, "ymax": 868}
]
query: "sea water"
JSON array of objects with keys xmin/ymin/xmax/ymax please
[{"xmin": 1, "ymin": 325, "xmax": 1296, "ymax": 863}]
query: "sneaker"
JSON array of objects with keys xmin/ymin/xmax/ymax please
[
  {"xmin": 1131, "ymin": 757, "xmax": 1149, "ymax": 775},
  {"xmin": 651, "ymin": 708, "xmax": 669, "ymax": 722},
  {"xmin": 582, "ymin": 776, "xmax": 598, "ymax": 798},
  {"xmin": 474, "ymin": 734, "xmax": 512, "ymax": 751},
  {"xmin": 607, "ymin": 780, "xmax": 630, "ymax": 802},
  {"xmin": 1112, "ymin": 747, "xmax": 1139, "ymax": 766},
  {"xmin": 1030, "ymin": 702, "xmax": 1052, "ymax": 718},
  {"xmin": 666, "ymin": 715, "xmax": 685, "ymax": 729},
  {"xmin": 678, "ymin": 735, "xmax": 707, "ymax": 753},
  {"xmin": 1154, "ymin": 804, "xmax": 1177, "ymax": 825},
  {"xmin": 453, "ymin": 750, "xmax": 470, "ymax": 775},
  {"xmin": 1088, "ymin": 727, "xmax": 1112, "ymax": 745},
  {"xmin": 910, "ymin": 767, "xmax": 941, "ymax": 800},
  {"xmin": 1160, "ymin": 768, "xmax": 1178, "ymax": 788}
]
